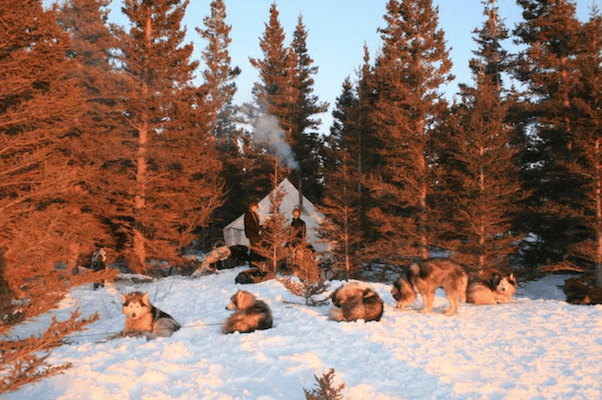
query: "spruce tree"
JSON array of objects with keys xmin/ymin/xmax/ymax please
[
  {"xmin": 56, "ymin": 0, "xmax": 122, "ymax": 259},
  {"xmin": 366, "ymin": 0, "xmax": 453, "ymax": 262},
  {"xmin": 444, "ymin": 0, "xmax": 522, "ymax": 277},
  {"xmin": 288, "ymin": 14, "xmax": 329, "ymax": 202},
  {"xmin": 197, "ymin": 0, "xmax": 240, "ymax": 141},
  {"xmin": 0, "ymin": 0, "xmax": 106, "ymax": 319},
  {"xmin": 197, "ymin": 0, "xmax": 245, "ymax": 237},
  {"xmin": 253, "ymin": 173, "xmax": 292, "ymax": 273},
  {"xmin": 320, "ymin": 152, "xmax": 363, "ymax": 280},
  {"xmin": 564, "ymin": 6, "xmax": 602, "ymax": 286},
  {"xmin": 355, "ymin": 45, "xmax": 381, "ymax": 178},
  {"xmin": 114, "ymin": 0, "xmax": 224, "ymax": 271},
  {"xmin": 322, "ymin": 78, "xmax": 367, "ymax": 279},
  {"xmin": 249, "ymin": 3, "xmax": 301, "ymax": 187},
  {"xmin": 322, "ymin": 47, "xmax": 380, "ymax": 276},
  {"xmin": 249, "ymin": 2, "xmax": 294, "ymax": 127},
  {"xmin": 0, "ymin": 0, "xmax": 107, "ymax": 391},
  {"xmin": 511, "ymin": 0, "xmax": 584, "ymax": 267},
  {"xmin": 449, "ymin": 72, "xmax": 521, "ymax": 277}
]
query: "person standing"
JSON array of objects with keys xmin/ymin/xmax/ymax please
[
  {"xmin": 290, "ymin": 208, "xmax": 306, "ymax": 247},
  {"xmin": 244, "ymin": 202, "xmax": 261, "ymax": 260}
]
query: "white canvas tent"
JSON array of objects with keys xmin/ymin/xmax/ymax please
[{"xmin": 223, "ymin": 178, "xmax": 327, "ymax": 252}]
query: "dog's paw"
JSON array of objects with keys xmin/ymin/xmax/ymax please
[
  {"xmin": 395, "ymin": 302, "xmax": 414, "ymax": 310},
  {"xmin": 442, "ymin": 308, "xmax": 457, "ymax": 316}
]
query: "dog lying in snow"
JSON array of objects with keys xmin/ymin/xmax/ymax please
[
  {"xmin": 329, "ymin": 283, "xmax": 384, "ymax": 322},
  {"xmin": 391, "ymin": 259, "xmax": 468, "ymax": 316},
  {"xmin": 466, "ymin": 273, "xmax": 518, "ymax": 305},
  {"xmin": 234, "ymin": 267, "xmax": 276, "ymax": 284},
  {"xmin": 562, "ymin": 278, "xmax": 602, "ymax": 305},
  {"xmin": 110, "ymin": 292, "xmax": 181, "ymax": 340},
  {"xmin": 222, "ymin": 290, "xmax": 273, "ymax": 334}
]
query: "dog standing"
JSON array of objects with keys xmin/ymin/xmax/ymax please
[
  {"xmin": 329, "ymin": 283, "xmax": 384, "ymax": 322},
  {"xmin": 191, "ymin": 245, "xmax": 232, "ymax": 277},
  {"xmin": 391, "ymin": 259, "xmax": 468, "ymax": 316},
  {"xmin": 466, "ymin": 273, "xmax": 518, "ymax": 304},
  {"xmin": 222, "ymin": 290, "xmax": 273, "ymax": 334},
  {"xmin": 116, "ymin": 292, "xmax": 181, "ymax": 340}
]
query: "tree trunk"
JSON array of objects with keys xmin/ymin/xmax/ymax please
[{"xmin": 134, "ymin": 121, "xmax": 148, "ymax": 269}]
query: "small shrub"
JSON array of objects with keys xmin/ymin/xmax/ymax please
[
  {"xmin": 280, "ymin": 246, "xmax": 329, "ymax": 306},
  {"xmin": 303, "ymin": 368, "xmax": 346, "ymax": 400}
]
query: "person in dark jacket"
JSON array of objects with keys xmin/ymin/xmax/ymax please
[
  {"xmin": 290, "ymin": 208, "xmax": 306, "ymax": 247},
  {"xmin": 244, "ymin": 202, "xmax": 261, "ymax": 261}
]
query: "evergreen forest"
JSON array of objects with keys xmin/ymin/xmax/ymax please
[{"xmin": 1, "ymin": 0, "xmax": 602, "ymax": 388}]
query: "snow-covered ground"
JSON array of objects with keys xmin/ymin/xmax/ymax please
[{"xmin": 5, "ymin": 268, "xmax": 602, "ymax": 400}]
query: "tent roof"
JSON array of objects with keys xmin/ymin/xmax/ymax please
[{"xmin": 223, "ymin": 178, "xmax": 326, "ymax": 252}]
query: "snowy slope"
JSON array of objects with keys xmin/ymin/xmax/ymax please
[{"xmin": 5, "ymin": 269, "xmax": 602, "ymax": 400}]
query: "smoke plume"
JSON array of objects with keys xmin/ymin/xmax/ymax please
[{"xmin": 253, "ymin": 114, "xmax": 299, "ymax": 170}]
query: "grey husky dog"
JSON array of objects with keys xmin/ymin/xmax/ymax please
[
  {"xmin": 391, "ymin": 259, "xmax": 468, "ymax": 316},
  {"xmin": 222, "ymin": 290, "xmax": 273, "ymax": 334},
  {"xmin": 329, "ymin": 283, "xmax": 384, "ymax": 322}
]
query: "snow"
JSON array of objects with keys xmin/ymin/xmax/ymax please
[{"xmin": 5, "ymin": 269, "xmax": 602, "ymax": 400}]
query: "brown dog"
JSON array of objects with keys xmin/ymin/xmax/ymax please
[
  {"xmin": 391, "ymin": 259, "xmax": 468, "ymax": 316},
  {"xmin": 234, "ymin": 267, "xmax": 276, "ymax": 284},
  {"xmin": 562, "ymin": 278, "xmax": 602, "ymax": 305},
  {"xmin": 222, "ymin": 290, "xmax": 273, "ymax": 334},
  {"xmin": 329, "ymin": 283, "xmax": 384, "ymax": 322},
  {"xmin": 466, "ymin": 273, "xmax": 518, "ymax": 305}
]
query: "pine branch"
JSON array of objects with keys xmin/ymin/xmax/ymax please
[{"xmin": 0, "ymin": 310, "xmax": 99, "ymax": 395}]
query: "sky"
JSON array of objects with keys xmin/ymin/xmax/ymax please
[
  {"xmin": 49, "ymin": 0, "xmax": 597, "ymax": 136},
  {"xmin": 182, "ymin": 0, "xmax": 596, "ymax": 136}
]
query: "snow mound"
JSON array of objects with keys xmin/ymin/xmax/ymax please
[{"xmin": 5, "ymin": 270, "xmax": 602, "ymax": 399}]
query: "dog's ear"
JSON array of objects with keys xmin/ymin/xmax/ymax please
[
  {"xmin": 141, "ymin": 293, "xmax": 150, "ymax": 307},
  {"xmin": 330, "ymin": 287, "xmax": 341, "ymax": 307},
  {"xmin": 121, "ymin": 294, "xmax": 127, "ymax": 304},
  {"xmin": 489, "ymin": 274, "xmax": 501, "ymax": 288},
  {"xmin": 236, "ymin": 290, "xmax": 249, "ymax": 309},
  {"xmin": 363, "ymin": 288, "xmax": 376, "ymax": 299},
  {"xmin": 508, "ymin": 273, "xmax": 517, "ymax": 286}
]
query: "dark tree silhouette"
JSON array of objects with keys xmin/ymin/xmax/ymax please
[
  {"xmin": 443, "ymin": 0, "xmax": 523, "ymax": 278},
  {"xmin": 511, "ymin": 0, "xmax": 585, "ymax": 268},
  {"xmin": 366, "ymin": 0, "xmax": 454, "ymax": 262}
]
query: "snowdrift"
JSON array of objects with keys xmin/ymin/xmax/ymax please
[{"xmin": 4, "ymin": 269, "xmax": 602, "ymax": 400}]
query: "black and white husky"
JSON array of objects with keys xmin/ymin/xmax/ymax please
[{"xmin": 112, "ymin": 292, "xmax": 181, "ymax": 340}]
